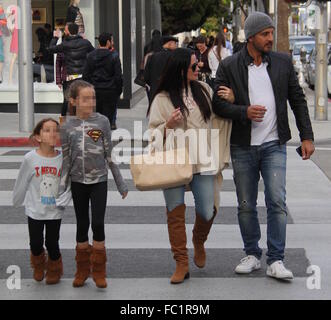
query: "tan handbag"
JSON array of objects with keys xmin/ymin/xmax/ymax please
[{"xmin": 130, "ymin": 143, "xmax": 193, "ymax": 191}]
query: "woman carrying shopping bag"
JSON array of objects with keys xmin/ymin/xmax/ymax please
[{"xmin": 146, "ymin": 48, "xmax": 232, "ymax": 284}]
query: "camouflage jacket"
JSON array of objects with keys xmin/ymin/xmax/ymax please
[{"xmin": 59, "ymin": 113, "xmax": 127, "ymax": 195}]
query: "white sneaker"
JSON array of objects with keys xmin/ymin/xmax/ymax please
[
  {"xmin": 266, "ymin": 261, "xmax": 294, "ymax": 280},
  {"xmin": 235, "ymin": 255, "xmax": 261, "ymax": 274}
]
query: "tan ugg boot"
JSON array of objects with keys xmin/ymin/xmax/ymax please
[
  {"xmin": 30, "ymin": 250, "xmax": 46, "ymax": 282},
  {"xmin": 46, "ymin": 256, "xmax": 63, "ymax": 285},
  {"xmin": 192, "ymin": 209, "xmax": 217, "ymax": 268},
  {"xmin": 91, "ymin": 247, "xmax": 107, "ymax": 288},
  {"xmin": 73, "ymin": 245, "xmax": 92, "ymax": 288},
  {"xmin": 167, "ymin": 204, "xmax": 190, "ymax": 284}
]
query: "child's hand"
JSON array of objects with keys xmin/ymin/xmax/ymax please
[{"xmin": 122, "ymin": 191, "xmax": 128, "ymax": 199}]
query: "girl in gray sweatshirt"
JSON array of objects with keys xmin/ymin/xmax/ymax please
[
  {"xmin": 13, "ymin": 118, "xmax": 70, "ymax": 285},
  {"xmin": 59, "ymin": 80, "xmax": 128, "ymax": 289}
]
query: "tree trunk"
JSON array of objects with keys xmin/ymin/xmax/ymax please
[{"xmin": 277, "ymin": 0, "xmax": 290, "ymax": 53}]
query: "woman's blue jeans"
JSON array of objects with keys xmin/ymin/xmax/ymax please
[
  {"xmin": 231, "ymin": 140, "xmax": 288, "ymax": 266},
  {"xmin": 163, "ymin": 173, "xmax": 215, "ymax": 222}
]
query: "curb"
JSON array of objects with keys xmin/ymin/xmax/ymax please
[
  {"xmin": 0, "ymin": 137, "xmax": 35, "ymax": 148},
  {"xmin": 0, "ymin": 138, "xmax": 61, "ymax": 148}
]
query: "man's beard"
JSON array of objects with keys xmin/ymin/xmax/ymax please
[{"xmin": 253, "ymin": 41, "xmax": 273, "ymax": 54}]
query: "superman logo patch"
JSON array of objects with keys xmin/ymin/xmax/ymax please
[{"xmin": 87, "ymin": 130, "xmax": 103, "ymax": 142}]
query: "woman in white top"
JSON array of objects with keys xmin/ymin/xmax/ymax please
[{"xmin": 208, "ymin": 30, "xmax": 230, "ymax": 88}]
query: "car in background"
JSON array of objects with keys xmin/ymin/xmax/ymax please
[
  {"xmin": 305, "ymin": 44, "xmax": 331, "ymax": 96},
  {"xmin": 289, "ymin": 35, "xmax": 315, "ymax": 51},
  {"xmin": 292, "ymin": 41, "xmax": 315, "ymax": 74}
]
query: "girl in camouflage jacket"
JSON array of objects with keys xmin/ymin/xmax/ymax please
[{"xmin": 59, "ymin": 80, "xmax": 128, "ymax": 289}]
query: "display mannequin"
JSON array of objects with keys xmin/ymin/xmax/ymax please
[
  {"xmin": 0, "ymin": 3, "xmax": 7, "ymax": 84},
  {"xmin": 6, "ymin": 5, "xmax": 18, "ymax": 85},
  {"xmin": 66, "ymin": 0, "xmax": 85, "ymax": 36}
]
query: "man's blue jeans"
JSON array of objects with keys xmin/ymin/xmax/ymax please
[
  {"xmin": 230, "ymin": 140, "xmax": 287, "ymax": 265},
  {"xmin": 163, "ymin": 173, "xmax": 215, "ymax": 222}
]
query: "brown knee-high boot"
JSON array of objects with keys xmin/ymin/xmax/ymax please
[
  {"xmin": 46, "ymin": 255, "xmax": 63, "ymax": 285},
  {"xmin": 192, "ymin": 208, "xmax": 217, "ymax": 268},
  {"xmin": 73, "ymin": 245, "xmax": 92, "ymax": 288},
  {"xmin": 30, "ymin": 250, "xmax": 46, "ymax": 282},
  {"xmin": 167, "ymin": 204, "xmax": 190, "ymax": 284},
  {"xmin": 90, "ymin": 247, "xmax": 107, "ymax": 288}
]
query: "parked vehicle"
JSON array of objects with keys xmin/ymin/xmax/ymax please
[
  {"xmin": 292, "ymin": 41, "xmax": 315, "ymax": 74},
  {"xmin": 289, "ymin": 35, "xmax": 315, "ymax": 51},
  {"xmin": 305, "ymin": 44, "xmax": 331, "ymax": 96}
]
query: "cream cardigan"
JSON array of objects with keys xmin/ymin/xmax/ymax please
[{"xmin": 148, "ymin": 82, "xmax": 232, "ymax": 211}]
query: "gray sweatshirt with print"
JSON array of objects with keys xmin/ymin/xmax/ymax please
[{"xmin": 59, "ymin": 113, "xmax": 127, "ymax": 195}]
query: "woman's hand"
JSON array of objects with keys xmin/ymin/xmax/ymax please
[
  {"xmin": 217, "ymin": 86, "xmax": 235, "ymax": 104},
  {"xmin": 165, "ymin": 108, "xmax": 184, "ymax": 129}
]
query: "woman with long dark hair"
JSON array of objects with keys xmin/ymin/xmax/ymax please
[
  {"xmin": 147, "ymin": 48, "xmax": 231, "ymax": 284},
  {"xmin": 208, "ymin": 30, "xmax": 230, "ymax": 88}
]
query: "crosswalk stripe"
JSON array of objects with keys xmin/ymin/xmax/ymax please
[{"xmin": 0, "ymin": 190, "xmax": 268, "ymax": 207}]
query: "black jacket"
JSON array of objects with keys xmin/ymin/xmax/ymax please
[
  {"xmin": 83, "ymin": 49, "xmax": 123, "ymax": 95},
  {"xmin": 66, "ymin": 5, "xmax": 79, "ymax": 23},
  {"xmin": 144, "ymin": 48, "xmax": 172, "ymax": 101},
  {"xmin": 212, "ymin": 45, "xmax": 314, "ymax": 146},
  {"xmin": 48, "ymin": 35, "xmax": 94, "ymax": 76}
]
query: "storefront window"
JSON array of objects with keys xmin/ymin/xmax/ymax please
[{"xmin": 0, "ymin": 0, "xmax": 95, "ymax": 105}]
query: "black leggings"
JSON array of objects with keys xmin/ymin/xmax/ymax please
[
  {"xmin": 71, "ymin": 181, "xmax": 108, "ymax": 243},
  {"xmin": 28, "ymin": 217, "xmax": 62, "ymax": 261}
]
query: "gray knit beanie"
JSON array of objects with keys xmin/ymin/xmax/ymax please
[{"xmin": 244, "ymin": 12, "xmax": 274, "ymax": 40}]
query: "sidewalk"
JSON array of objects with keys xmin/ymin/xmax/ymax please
[{"xmin": 0, "ymin": 88, "xmax": 330, "ymax": 147}]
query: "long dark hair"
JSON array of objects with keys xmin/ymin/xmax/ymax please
[
  {"xmin": 214, "ymin": 30, "xmax": 226, "ymax": 61},
  {"xmin": 147, "ymin": 48, "xmax": 212, "ymax": 122}
]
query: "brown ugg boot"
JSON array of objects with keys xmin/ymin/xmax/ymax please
[
  {"xmin": 73, "ymin": 245, "xmax": 92, "ymax": 288},
  {"xmin": 167, "ymin": 204, "xmax": 190, "ymax": 284},
  {"xmin": 46, "ymin": 256, "xmax": 63, "ymax": 285},
  {"xmin": 90, "ymin": 247, "xmax": 107, "ymax": 288},
  {"xmin": 30, "ymin": 250, "xmax": 46, "ymax": 282},
  {"xmin": 192, "ymin": 209, "xmax": 217, "ymax": 268}
]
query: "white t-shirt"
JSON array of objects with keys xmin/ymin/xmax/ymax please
[
  {"xmin": 12, "ymin": 150, "xmax": 71, "ymax": 220},
  {"xmin": 248, "ymin": 62, "xmax": 279, "ymax": 146}
]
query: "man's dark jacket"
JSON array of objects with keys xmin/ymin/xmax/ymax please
[
  {"xmin": 83, "ymin": 49, "xmax": 123, "ymax": 95},
  {"xmin": 212, "ymin": 45, "xmax": 314, "ymax": 146},
  {"xmin": 144, "ymin": 48, "xmax": 172, "ymax": 101},
  {"xmin": 48, "ymin": 35, "xmax": 94, "ymax": 76}
]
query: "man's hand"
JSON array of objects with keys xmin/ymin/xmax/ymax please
[
  {"xmin": 247, "ymin": 105, "xmax": 267, "ymax": 122},
  {"xmin": 301, "ymin": 140, "xmax": 315, "ymax": 160}
]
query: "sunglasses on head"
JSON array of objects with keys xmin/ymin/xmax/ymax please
[{"xmin": 191, "ymin": 62, "xmax": 198, "ymax": 72}]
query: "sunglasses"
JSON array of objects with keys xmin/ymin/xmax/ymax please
[{"xmin": 191, "ymin": 62, "xmax": 198, "ymax": 72}]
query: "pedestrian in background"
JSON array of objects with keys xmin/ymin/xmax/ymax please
[
  {"xmin": 212, "ymin": 12, "xmax": 315, "ymax": 280},
  {"xmin": 208, "ymin": 30, "xmax": 230, "ymax": 88},
  {"xmin": 148, "ymin": 48, "xmax": 231, "ymax": 285},
  {"xmin": 48, "ymin": 23, "xmax": 94, "ymax": 117},
  {"xmin": 108, "ymin": 33, "xmax": 123, "ymax": 130},
  {"xmin": 233, "ymin": 29, "xmax": 246, "ymax": 54},
  {"xmin": 144, "ymin": 35, "xmax": 178, "ymax": 102},
  {"xmin": 195, "ymin": 35, "xmax": 212, "ymax": 86},
  {"xmin": 83, "ymin": 32, "xmax": 123, "ymax": 129},
  {"xmin": 59, "ymin": 80, "xmax": 128, "ymax": 289},
  {"xmin": 55, "ymin": 23, "xmax": 70, "ymax": 122},
  {"xmin": 12, "ymin": 118, "xmax": 71, "ymax": 285}
]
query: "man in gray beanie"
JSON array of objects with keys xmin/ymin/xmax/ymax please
[{"xmin": 212, "ymin": 12, "xmax": 315, "ymax": 281}]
